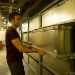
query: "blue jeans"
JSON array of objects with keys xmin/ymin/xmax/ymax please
[{"xmin": 7, "ymin": 61, "xmax": 25, "ymax": 75}]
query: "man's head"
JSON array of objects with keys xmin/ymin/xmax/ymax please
[
  {"xmin": 9, "ymin": 12, "xmax": 20, "ymax": 21},
  {"xmin": 9, "ymin": 12, "xmax": 21, "ymax": 28}
]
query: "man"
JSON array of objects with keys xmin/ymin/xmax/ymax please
[{"xmin": 5, "ymin": 12, "xmax": 45, "ymax": 75}]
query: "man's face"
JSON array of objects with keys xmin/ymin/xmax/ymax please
[{"xmin": 13, "ymin": 15, "xmax": 21, "ymax": 27}]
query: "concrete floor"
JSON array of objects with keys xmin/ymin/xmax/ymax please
[
  {"xmin": 0, "ymin": 46, "xmax": 35, "ymax": 75},
  {"xmin": 0, "ymin": 46, "xmax": 10, "ymax": 75}
]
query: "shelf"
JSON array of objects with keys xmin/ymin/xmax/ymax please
[{"xmin": 32, "ymin": 45, "xmax": 75, "ymax": 60}]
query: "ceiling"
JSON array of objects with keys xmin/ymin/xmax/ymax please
[{"xmin": 0, "ymin": 0, "xmax": 61, "ymax": 25}]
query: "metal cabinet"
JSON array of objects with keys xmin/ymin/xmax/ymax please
[{"xmin": 23, "ymin": 21, "xmax": 75, "ymax": 75}]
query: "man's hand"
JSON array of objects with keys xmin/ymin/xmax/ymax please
[
  {"xmin": 28, "ymin": 45, "xmax": 33, "ymax": 49},
  {"xmin": 37, "ymin": 50, "xmax": 45, "ymax": 56}
]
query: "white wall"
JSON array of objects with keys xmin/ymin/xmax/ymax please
[{"xmin": 0, "ymin": 30, "xmax": 6, "ymax": 45}]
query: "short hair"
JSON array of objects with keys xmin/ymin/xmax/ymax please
[{"xmin": 9, "ymin": 12, "xmax": 20, "ymax": 21}]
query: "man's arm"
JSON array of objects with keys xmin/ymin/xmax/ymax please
[{"xmin": 11, "ymin": 38, "xmax": 45, "ymax": 56}]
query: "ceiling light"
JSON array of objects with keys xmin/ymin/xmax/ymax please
[{"xmin": 11, "ymin": 0, "xmax": 15, "ymax": 3}]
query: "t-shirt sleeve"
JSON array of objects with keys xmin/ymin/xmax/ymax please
[{"xmin": 8, "ymin": 28, "xmax": 19, "ymax": 40}]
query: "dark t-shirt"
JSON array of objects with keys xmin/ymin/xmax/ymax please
[{"xmin": 5, "ymin": 27, "xmax": 23, "ymax": 62}]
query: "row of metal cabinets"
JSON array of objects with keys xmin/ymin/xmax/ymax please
[{"xmin": 22, "ymin": 22, "xmax": 75, "ymax": 75}]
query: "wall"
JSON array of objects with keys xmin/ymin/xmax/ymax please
[{"xmin": 0, "ymin": 30, "xmax": 6, "ymax": 45}]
